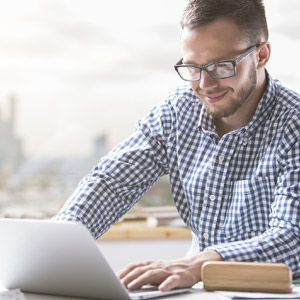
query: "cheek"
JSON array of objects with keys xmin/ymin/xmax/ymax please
[
  {"xmin": 190, "ymin": 79, "xmax": 233, "ymax": 94},
  {"xmin": 234, "ymin": 61, "xmax": 255, "ymax": 82},
  {"xmin": 190, "ymin": 82, "xmax": 199, "ymax": 93}
]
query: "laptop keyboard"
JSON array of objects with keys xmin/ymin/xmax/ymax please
[{"xmin": 128, "ymin": 285, "xmax": 191, "ymax": 300}]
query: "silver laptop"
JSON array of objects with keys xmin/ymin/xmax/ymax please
[{"xmin": 0, "ymin": 218, "xmax": 191, "ymax": 300}]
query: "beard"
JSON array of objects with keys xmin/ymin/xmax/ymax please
[{"xmin": 198, "ymin": 63, "xmax": 257, "ymax": 119}]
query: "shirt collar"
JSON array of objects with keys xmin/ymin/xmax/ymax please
[{"xmin": 198, "ymin": 70, "xmax": 277, "ymax": 137}]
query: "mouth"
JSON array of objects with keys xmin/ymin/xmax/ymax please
[{"xmin": 202, "ymin": 91, "xmax": 228, "ymax": 104}]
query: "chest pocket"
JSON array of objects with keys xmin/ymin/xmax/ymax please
[{"xmin": 221, "ymin": 176, "xmax": 273, "ymax": 240}]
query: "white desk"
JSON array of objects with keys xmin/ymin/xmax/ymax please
[
  {"xmin": 24, "ymin": 289, "xmax": 300, "ymax": 300},
  {"xmin": 23, "ymin": 293, "xmax": 300, "ymax": 300},
  {"xmin": 23, "ymin": 290, "xmax": 226, "ymax": 300}
]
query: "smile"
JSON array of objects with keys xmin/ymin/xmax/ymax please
[{"xmin": 203, "ymin": 91, "xmax": 228, "ymax": 103}]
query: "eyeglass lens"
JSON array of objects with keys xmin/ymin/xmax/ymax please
[{"xmin": 177, "ymin": 61, "xmax": 235, "ymax": 81}]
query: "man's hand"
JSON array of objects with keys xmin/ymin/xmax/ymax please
[{"xmin": 118, "ymin": 250, "xmax": 223, "ymax": 292}]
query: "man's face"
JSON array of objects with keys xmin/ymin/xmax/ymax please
[{"xmin": 181, "ymin": 19, "xmax": 259, "ymax": 120}]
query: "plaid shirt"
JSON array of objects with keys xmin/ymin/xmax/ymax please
[{"xmin": 54, "ymin": 71, "xmax": 300, "ymax": 276}]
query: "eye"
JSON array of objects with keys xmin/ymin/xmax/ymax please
[
  {"xmin": 208, "ymin": 62, "xmax": 234, "ymax": 78},
  {"xmin": 187, "ymin": 66, "xmax": 198, "ymax": 75}
]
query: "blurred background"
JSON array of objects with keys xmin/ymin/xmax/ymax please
[{"xmin": 0, "ymin": 0, "xmax": 299, "ymax": 218}]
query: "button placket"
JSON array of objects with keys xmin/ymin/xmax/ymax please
[{"xmin": 198, "ymin": 134, "xmax": 240, "ymax": 248}]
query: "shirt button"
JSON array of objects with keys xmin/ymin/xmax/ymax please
[
  {"xmin": 218, "ymin": 154, "xmax": 225, "ymax": 162},
  {"xmin": 243, "ymin": 137, "xmax": 249, "ymax": 145},
  {"xmin": 203, "ymin": 232, "xmax": 209, "ymax": 239},
  {"xmin": 209, "ymin": 195, "xmax": 216, "ymax": 201}
]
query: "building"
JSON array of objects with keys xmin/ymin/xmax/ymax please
[{"xmin": 0, "ymin": 95, "xmax": 23, "ymax": 177}]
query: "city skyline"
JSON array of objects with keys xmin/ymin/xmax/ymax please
[{"xmin": 0, "ymin": 0, "xmax": 299, "ymax": 158}]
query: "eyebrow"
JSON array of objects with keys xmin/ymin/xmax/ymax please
[
  {"xmin": 182, "ymin": 49, "xmax": 244, "ymax": 66},
  {"xmin": 182, "ymin": 56, "xmax": 232, "ymax": 66}
]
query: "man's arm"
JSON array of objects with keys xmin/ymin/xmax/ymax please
[{"xmin": 53, "ymin": 99, "xmax": 174, "ymax": 238}]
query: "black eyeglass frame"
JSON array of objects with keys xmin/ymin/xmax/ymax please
[{"xmin": 174, "ymin": 43, "xmax": 261, "ymax": 82}]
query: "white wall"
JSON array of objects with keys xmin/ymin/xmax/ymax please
[{"xmin": 98, "ymin": 238, "xmax": 192, "ymax": 271}]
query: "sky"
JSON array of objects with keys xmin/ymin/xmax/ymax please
[{"xmin": 0, "ymin": 0, "xmax": 299, "ymax": 158}]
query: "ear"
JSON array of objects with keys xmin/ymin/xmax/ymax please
[{"xmin": 256, "ymin": 42, "xmax": 271, "ymax": 68}]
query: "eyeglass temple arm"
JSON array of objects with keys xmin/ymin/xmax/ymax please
[{"xmin": 235, "ymin": 43, "xmax": 261, "ymax": 64}]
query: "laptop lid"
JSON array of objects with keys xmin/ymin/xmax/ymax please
[{"xmin": 0, "ymin": 218, "xmax": 191, "ymax": 300}]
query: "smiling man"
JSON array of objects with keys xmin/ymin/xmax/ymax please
[
  {"xmin": 178, "ymin": 17, "xmax": 269, "ymax": 136},
  {"xmin": 53, "ymin": 0, "xmax": 300, "ymax": 292}
]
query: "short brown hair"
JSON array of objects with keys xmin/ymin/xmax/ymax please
[{"xmin": 181, "ymin": 0, "xmax": 269, "ymax": 44}]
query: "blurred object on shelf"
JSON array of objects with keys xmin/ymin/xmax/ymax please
[{"xmin": 99, "ymin": 206, "xmax": 191, "ymax": 240}]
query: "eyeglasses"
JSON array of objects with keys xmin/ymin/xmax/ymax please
[{"xmin": 174, "ymin": 44, "xmax": 260, "ymax": 82}]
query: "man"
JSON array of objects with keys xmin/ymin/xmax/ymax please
[{"xmin": 53, "ymin": 0, "xmax": 300, "ymax": 292}]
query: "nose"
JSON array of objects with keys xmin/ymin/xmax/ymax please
[{"xmin": 199, "ymin": 70, "xmax": 219, "ymax": 90}]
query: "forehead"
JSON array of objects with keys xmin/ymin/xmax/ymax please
[{"xmin": 181, "ymin": 18, "xmax": 248, "ymax": 64}]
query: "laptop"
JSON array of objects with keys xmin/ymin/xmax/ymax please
[{"xmin": 0, "ymin": 218, "xmax": 192, "ymax": 299}]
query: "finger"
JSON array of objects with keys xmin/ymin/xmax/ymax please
[
  {"xmin": 127, "ymin": 269, "xmax": 168, "ymax": 290},
  {"xmin": 158, "ymin": 274, "xmax": 181, "ymax": 292},
  {"xmin": 121, "ymin": 265, "xmax": 155, "ymax": 288},
  {"xmin": 118, "ymin": 261, "xmax": 152, "ymax": 279}
]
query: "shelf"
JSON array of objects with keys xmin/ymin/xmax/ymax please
[{"xmin": 98, "ymin": 224, "xmax": 192, "ymax": 240}]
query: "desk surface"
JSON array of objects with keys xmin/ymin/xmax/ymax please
[
  {"xmin": 23, "ymin": 289, "xmax": 299, "ymax": 300},
  {"xmin": 23, "ymin": 290, "xmax": 225, "ymax": 300}
]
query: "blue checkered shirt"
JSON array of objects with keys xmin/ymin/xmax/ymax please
[{"xmin": 54, "ymin": 72, "xmax": 300, "ymax": 276}]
